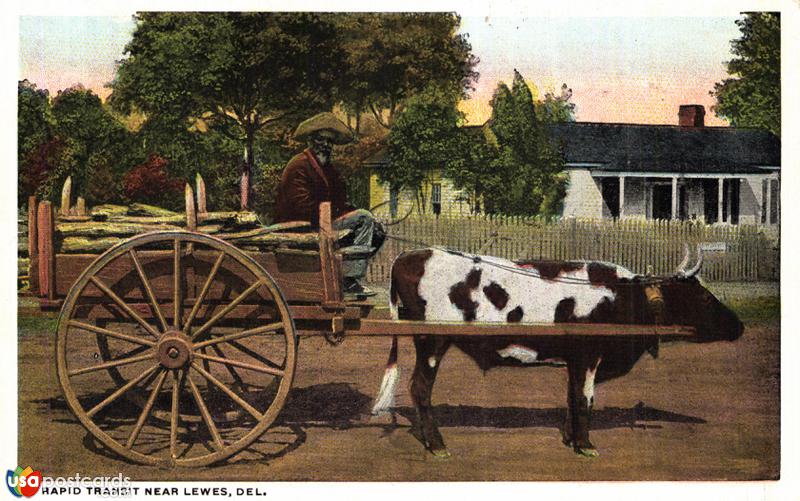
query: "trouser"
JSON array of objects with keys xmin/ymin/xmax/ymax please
[{"xmin": 333, "ymin": 209, "xmax": 386, "ymax": 280}]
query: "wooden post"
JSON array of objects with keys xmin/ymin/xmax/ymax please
[
  {"xmin": 185, "ymin": 183, "xmax": 197, "ymax": 231},
  {"xmin": 60, "ymin": 176, "xmax": 72, "ymax": 217},
  {"xmin": 75, "ymin": 197, "xmax": 86, "ymax": 216},
  {"xmin": 196, "ymin": 173, "xmax": 207, "ymax": 214},
  {"xmin": 318, "ymin": 202, "xmax": 343, "ymax": 307},
  {"xmin": 717, "ymin": 178, "xmax": 724, "ymax": 224},
  {"xmin": 619, "ymin": 176, "xmax": 625, "ymax": 218},
  {"xmin": 27, "ymin": 196, "xmax": 39, "ymax": 294},
  {"xmin": 763, "ymin": 178, "xmax": 771, "ymax": 225},
  {"xmin": 671, "ymin": 177, "xmax": 678, "ymax": 220},
  {"xmin": 37, "ymin": 201, "xmax": 55, "ymax": 300}
]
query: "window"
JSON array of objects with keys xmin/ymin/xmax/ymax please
[
  {"xmin": 601, "ymin": 178, "xmax": 620, "ymax": 218},
  {"xmin": 389, "ymin": 186, "xmax": 398, "ymax": 218},
  {"xmin": 726, "ymin": 179, "xmax": 740, "ymax": 225},
  {"xmin": 431, "ymin": 183, "xmax": 442, "ymax": 216},
  {"xmin": 702, "ymin": 179, "xmax": 718, "ymax": 223}
]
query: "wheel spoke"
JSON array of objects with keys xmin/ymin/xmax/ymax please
[
  {"xmin": 194, "ymin": 350, "xmax": 284, "ymax": 378},
  {"xmin": 173, "ymin": 239, "xmax": 181, "ymax": 330},
  {"xmin": 126, "ymin": 369, "xmax": 168, "ymax": 449},
  {"xmin": 190, "ymin": 281, "xmax": 263, "ymax": 341},
  {"xmin": 68, "ymin": 320, "xmax": 156, "ymax": 347},
  {"xmin": 190, "ymin": 362, "xmax": 264, "ymax": 421},
  {"xmin": 183, "ymin": 252, "xmax": 225, "ymax": 335},
  {"xmin": 228, "ymin": 339, "xmax": 284, "ymax": 373},
  {"xmin": 129, "ymin": 249, "xmax": 168, "ymax": 333},
  {"xmin": 209, "ymin": 344, "xmax": 246, "ymax": 388},
  {"xmin": 170, "ymin": 370, "xmax": 182, "ymax": 459},
  {"xmin": 86, "ymin": 364, "xmax": 159, "ymax": 418},
  {"xmin": 89, "ymin": 276, "xmax": 160, "ymax": 339},
  {"xmin": 193, "ymin": 322, "xmax": 284, "ymax": 350},
  {"xmin": 115, "ymin": 344, "xmax": 151, "ymax": 360},
  {"xmin": 69, "ymin": 351, "xmax": 155, "ymax": 377},
  {"xmin": 187, "ymin": 375, "xmax": 224, "ymax": 450}
]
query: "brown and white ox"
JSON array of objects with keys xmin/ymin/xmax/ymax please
[{"xmin": 372, "ymin": 247, "xmax": 743, "ymax": 458}]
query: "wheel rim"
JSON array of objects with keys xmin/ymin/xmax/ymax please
[{"xmin": 55, "ymin": 231, "xmax": 297, "ymax": 467}]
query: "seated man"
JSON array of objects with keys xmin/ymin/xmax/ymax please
[{"xmin": 274, "ymin": 112, "xmax": 385, "ymax": 298}]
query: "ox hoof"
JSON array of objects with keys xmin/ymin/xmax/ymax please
[
  {"xmin": 431, "ymin": 448, "xmax": 451, "ymax": 459},
  {"xmin": 575, "ymin": 447, "xmax": 600, "ymax": 458}
]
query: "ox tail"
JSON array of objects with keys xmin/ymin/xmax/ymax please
[
  {"xmin": 388, "ymin": 273, "xmax": 399, "ymax": 320},
  {"xmin": 371, "ymin": 335, "xmax": 399, "ymax": 415},
  {"xmin": 372, "ymin": 275, "xmax": 401, "ymax": 415}
]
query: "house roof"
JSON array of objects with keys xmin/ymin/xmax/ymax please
[
  {"xmin": 548, "ymin": 122, "xmax": 780, "ymax": 174},
  {"xmin": 363, "ymin": 121, "xmax": 781, "ymax": 174}
]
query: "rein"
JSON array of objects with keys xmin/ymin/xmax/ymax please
[{"xmin": 381, "ymin": 232, "xmax": 672, "ymax": 287}]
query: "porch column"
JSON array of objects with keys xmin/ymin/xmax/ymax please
[
  {"xmin": 619, "ymin": 176, "xmax": 625, "ymax": 218},
  {"xmin": 717, "ymin": 178, "xmax": 724, "ymax": 223},
  {"xmin": 671, "ymin": 177, "xmax": 678, "ymax": 219},
  {"xmin": 765, "ymin": 178, "xmax": 772, "ymax": 224}
]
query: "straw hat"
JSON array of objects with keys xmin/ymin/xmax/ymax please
[{"xmin": 292, "ymin": 112, "xmax": 353, "ymax": 145}]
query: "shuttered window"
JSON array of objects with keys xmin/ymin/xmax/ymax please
[{"xmin": 431, "ymin": 183, "xmax": 442, "ymax": 216}]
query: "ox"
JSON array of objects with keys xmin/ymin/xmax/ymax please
[{"xmin": 372, "ymin": 246, "xmax": 743, "ymax": 457}]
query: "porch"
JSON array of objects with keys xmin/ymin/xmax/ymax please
[{"xmin": 592, "ymin": 172, "xmax": 780, "ymax": 225}]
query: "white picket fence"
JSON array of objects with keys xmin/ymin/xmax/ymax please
[{"xmin": 367, "ymin": 215, "xmax": 779, "ymax": 284}]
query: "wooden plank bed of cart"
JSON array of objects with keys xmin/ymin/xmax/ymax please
[{"xmin": 26, "ymin": 194, "xmax": 695, "ymax": 467}]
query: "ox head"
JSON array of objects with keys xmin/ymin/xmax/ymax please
[{"xmin": 658, "ymin": 244, "xmax": 743, "ymax": 342}]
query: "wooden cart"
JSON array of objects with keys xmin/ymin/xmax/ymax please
[{"xmin": 26, "ymin": 196, "xmax": 695, "ymax": 467}]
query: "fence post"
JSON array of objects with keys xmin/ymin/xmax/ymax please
[
  {"xmin": 37, "ymin": 201, "xmax": 55, "ymax": 300},
  {"xmin": 27, "ymin": 196, "xmax": 39, "ymax": 294}
]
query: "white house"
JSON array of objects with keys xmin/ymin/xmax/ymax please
[
  {"xmin": 367, "ymin": 105, "xmax": 780, "ymax": 226},
  {"xmin": 554, "ymin": 105, "xmax": 780, "ymax": 226}
]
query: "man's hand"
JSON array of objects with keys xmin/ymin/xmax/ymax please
[{"xmin": 334, "ymin": 208, "xmax": 362, "ymax": 223}]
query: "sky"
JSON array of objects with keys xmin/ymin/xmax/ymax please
[{"xmin": 18, "ymin": 14, "xmax": 741, "ymax": 126}]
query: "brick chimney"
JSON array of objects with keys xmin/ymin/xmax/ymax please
[{"xmin": 678, "ymin": 105, "xmax": 705, "ymax": 127}]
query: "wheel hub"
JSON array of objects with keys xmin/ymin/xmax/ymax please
[{"xmin": 157, "ymin": 331, "xmax": 193, "ymax": 369}]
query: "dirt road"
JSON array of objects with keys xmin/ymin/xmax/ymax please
[{"xmin": 18, "ymin": 305, "xmax": 778, "ymax": 481}]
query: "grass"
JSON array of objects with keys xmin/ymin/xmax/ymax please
[
  {"xmin": 724, "ymin": 296, "xmax": 780, "ymax": 324},
  {"xmin": 17, "ymin": 314, "xmax": 57, "ymax": 336}
]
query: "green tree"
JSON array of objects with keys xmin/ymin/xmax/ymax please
[
  {"xmin": 443, "ymin": 127, "xmax": 498, "ymax": 214},
  {"xmin": 18, "ymin": 80, "xmax": 52, "ymax": 163},
  {"xmin": 110, "ymin": 12, "xmax": 343, "ymax": 208},
  {"xmin": 469, "ymin": 70, "xmax": 569, "ymax": 216},
  {"xmin": 18, "ymin": 80, "xmax": 54, "ymax": 203},
  {"xmin": 711, "ymin": 12, "xmax": 780, "ymax": 136},
  {"xmin": 535, "ymin": 84, "xmax": 576, "ymax": 124},
  {"xmin": 383, "ymin": 88, "xmax": 463, "ymax": 212},
  {"xmin": 333, "ymin": 13, "xmax": 478, "ymax": 132},
  {"xmin": 40, "ymin": 85, "xmax": 137, "ymax": 205}
]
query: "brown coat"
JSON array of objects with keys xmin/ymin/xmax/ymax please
[{"xmin": 274, "ymin": 149, "xmax": 351, "ymax": 227}]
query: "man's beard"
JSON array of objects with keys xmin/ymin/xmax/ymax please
[{"xmin": 313, "ymin": 144, "xmax": 332, "ymax": 165}]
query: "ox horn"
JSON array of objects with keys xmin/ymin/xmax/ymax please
[
  {"xmin": 676, "ymin": 243, "xmax": 691, "ymax": 274},
  {"xmin": 683, "ymin": 244, "xmax": 704, "ymax": 278}
]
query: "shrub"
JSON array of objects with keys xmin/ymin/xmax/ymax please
[{"xmin": 123, "ymin": 154, "xmax": 183, "ymax": 207}]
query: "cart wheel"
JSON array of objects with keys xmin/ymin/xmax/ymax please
[{"xmin": 56, "ymin": 231, "xmax": 297, "ymax": 467}]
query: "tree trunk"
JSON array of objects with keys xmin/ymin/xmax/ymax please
[{"xmin": 241, "ymin": 130, "xmax": 255, "ymax": 210}]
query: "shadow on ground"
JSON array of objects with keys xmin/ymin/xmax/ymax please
[{"xmin": 33, "ymin": 382, "xmax": 705, "ymax": 466}]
